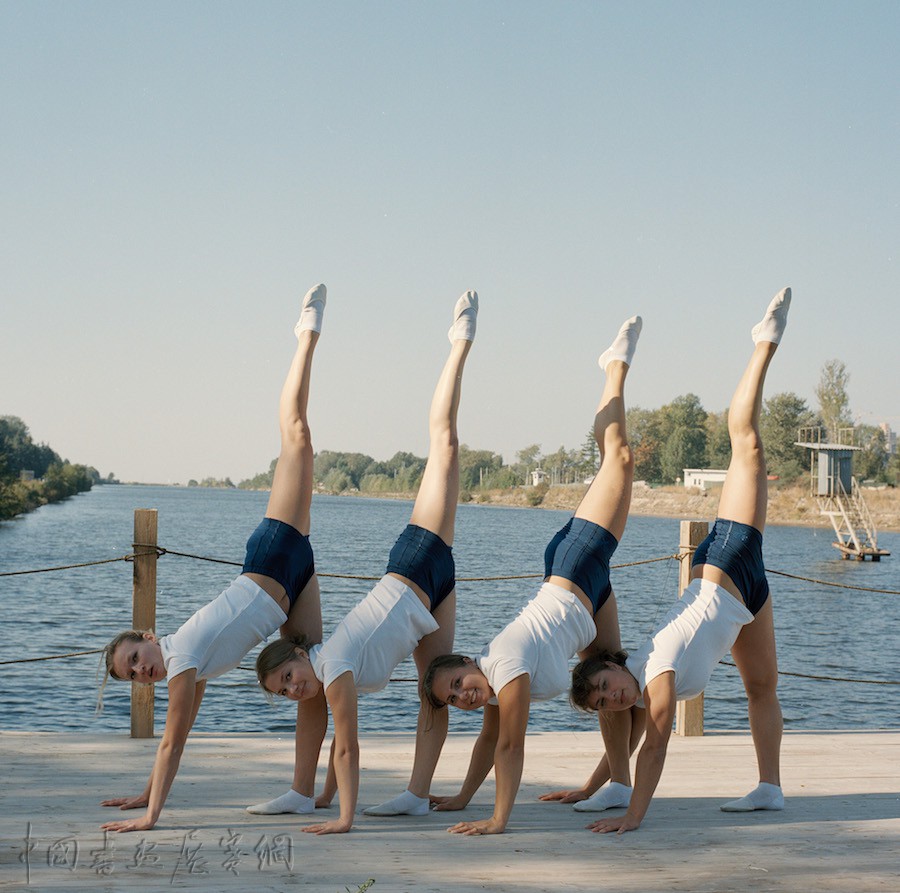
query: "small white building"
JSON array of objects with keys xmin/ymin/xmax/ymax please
[
  {"xmin": 531, "ymin": 468, "xmax": 548, "ymax": 486},
  {"xmin": 683, "ymin": 468, "xmax": 728, "ymax": 491}
]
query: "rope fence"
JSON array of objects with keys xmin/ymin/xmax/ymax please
[
  {"xmin": 2, "ymin": 539, "xmax": 898, "ymax": 690},
  {"xmin": 2, "ymin": 543, "xmax": 897, "ymax": 593}
]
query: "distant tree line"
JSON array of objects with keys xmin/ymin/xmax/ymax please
[
  {"xmin": 0, "ymin": 416, "xmax": 111, "ymax": 521},
  {"xmin": 236, "ymin": 361, "xmax": 898, "ymax": 497}
]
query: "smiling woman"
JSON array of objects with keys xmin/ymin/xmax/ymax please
[
  {"xmin": 420, "ymin": 314, "xmax": 646, "ymax": 835},
  {"xmin": 247, "ymin": 290, "xmax": 479, "ymax": 834},
  {"xmin": 96, "ymin": 283, "xmax": 329, "ymax": 834},
  {"xmin": 573, "ymin": 288, "xmax": 791, "ymax": 836}
]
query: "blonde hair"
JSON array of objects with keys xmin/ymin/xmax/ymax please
[{"xmin": 95, "ymin": 629, "xmax": 154, "ymax": 714}]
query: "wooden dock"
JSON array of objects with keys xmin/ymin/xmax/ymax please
[{"xmin": 1, "ymin": 730, "xmax": 898, "ymax": 892}]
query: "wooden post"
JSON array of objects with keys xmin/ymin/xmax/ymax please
[
  {"xmin": 675, "ymin": 520, "xmax": 708, "ymax": 737},
  {"xmin": 131, "ymin": 509, "xmax": 158, "ymax": 738}
]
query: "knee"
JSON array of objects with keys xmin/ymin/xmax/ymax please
[
  {"xmin": 742, "ymin": 669, "xmax": 779, "ymax": 703},
  {"xmin": 606, "ymin": 443, "xmax": 634, "ymax": 475},
  {"xmin": 729, "ymin": 428, "xmax": 764, "ymax": 461},
  {"xmin": 282, "ymin": 418, "xmax": 312, "ymax": 454}
]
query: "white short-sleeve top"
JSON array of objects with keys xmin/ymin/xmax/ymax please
[{"xmin": 477, "ymin": 581, "xmax": 596, "ymax": 703}]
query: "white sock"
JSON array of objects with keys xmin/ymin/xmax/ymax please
[
  {"xmin": 751, "ymin": 287, "xmax": 791, "ymax": 345},
  {"xmin": 246, "ymin": 789, "xmax": 316, "ymax": 815},
  {"xmin": 447, "ymin": 290, "xmax": 478, "ymax": 343},
  {"xmin": 294, "ymin": 283, "xmax": 327, "ymax": 336},
  {"xmin": 362, "ymin": 789, "xmax": 430, "ymax": 817},
  {"xmin": 598, "ymin": 315, "xmax": 642, "ymax": 371},
  {"xmin": 572, "ymin": 782, "xmax": 633, "ymax": 812},
  {"xmin": 720, "ymin": 782, "xmax": 784, "ymax": 812}
]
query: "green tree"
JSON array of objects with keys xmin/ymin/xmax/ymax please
[
  {"xmin": 322, "ymin": 468, "xmax": 352, "ymax": 493},
  {"xmin": 0, "ymin": 416, "xmax": 60, "ymax": 478},
  {"xmin": 538, "ymin": 445, "xmax": 566, "ymax": 484},
  {"xmin": 760, "ymin": 392, "xmax": 816, "ymax": 482},
  {"xmin": 459, "ymin": 446, "xmax": 503, "ymax": 490},
  {"xmin": 855, "ymin": 425, "xmax": 888, "ymax": 482},
  {"xmin": 578, "ymin": 430, "xmax": 600, "ymax": 479},
  {"xmin": 704, "ymin": 411, "xmax": 731, "ymax": 469},
  {"xmin": 815, "ymin": 359, "xmax": 852, "ymax": 440},
  {"xmin": 627, "ymin": 406, "xmax": 663, "ymax": 483},
  {"xmin": 658, "ymin": 395, "xmax": 708, "ymax": 483}
]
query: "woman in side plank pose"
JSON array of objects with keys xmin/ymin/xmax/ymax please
[
  {"xmin": 99, "ymin": 283, "xmax": 328, "ymax": 833},
  {"xmin": 249, "ymin": 291, "xmax": 478, "ymax": 834},
  {"xmin": 574, "ymin": 288, "xmax": 790, "ymax": 835},
  {"xmin": 421, "ymin": 313, "xmax": 645, "ymax": 835}
]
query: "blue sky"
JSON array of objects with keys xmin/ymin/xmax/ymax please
[{"xmin": 2, "ymin": 2, "xmax": 898, "ymax": 483}]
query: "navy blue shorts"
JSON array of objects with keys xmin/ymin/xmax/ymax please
[
  {"xmin": 692, "ymin": 518, "xmax": 769, "ymax": 615},
  {"xmin": 543, "ymin": 516, "xmax": 618, "ymax": 613},
  {"xmin": 386, "ymin": 524, "xmax": 456, "ymax": 612},
  {"xmin": 242, "ymin": 517, "xmax": 315, "ymax": 609}
]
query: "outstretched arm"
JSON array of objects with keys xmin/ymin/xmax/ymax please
[
  {"xmin": 587, "ymin": 673, "xmax": 675, "ymax": 834},
  {"xmin": 317, "ymin": 738, "xmax": 338, "ymax": 808},
  {"xmin": 448, "ymin": 675, "xmax": 531, "ymax": 835},
  {"xmin": 432, "ymin": 704, "xmax": 500, "ymax": 811},
  {"xmin": 101, "ymin": 670, "xmax": 202, "ymax": 832},
  {"xmin": 304, "ymin": 672, "xmax": 358, "ymax": 834}
]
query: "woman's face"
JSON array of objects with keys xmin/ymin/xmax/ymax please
[
  {"xmin": 264, "ymin": 650, "xmax": 322, "ymax": 702},
  {"xmin": 112, "ymin": 634, "xmax": 166, "ymax": 684},
  {"xmin": 431, "ymin": 659, "xmax": 493, "ymax": 711},
  {"xmin": 585, "ymin": 663, "xmax": 641, "ymax": 712}
]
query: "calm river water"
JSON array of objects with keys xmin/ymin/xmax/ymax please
[{"xmin": 1, "ymin": 485, "xmax": 898, "ymax": 735}]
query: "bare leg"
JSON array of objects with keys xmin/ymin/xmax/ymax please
[
  {"xmin": 695, "ymin": 288, "xmax": 789, "ymax": 811},
  {"xmin": 365, "ymin": 292, "xmax": 476, "ymax": 817},
  {"xmin": 549, "ymin": 317, "xmax": 641, "ymax": 790},
  {"xmin": 407, "ymin": 337, "xmax": 473, "ymax": 545},
  {"xmin": 717, "ymin": 337, "xmax": 784, "ymax": 805},
  {"xmin": 707, "ymin": 342, "xmax": 776, "ymax": 534},
  {"xmin": 728, "ymin": 599, "xmax": 782, "ymax": 787},
  {"xmin": 244, "ymin": 284, "xmax": 325, "ymax": 642}
]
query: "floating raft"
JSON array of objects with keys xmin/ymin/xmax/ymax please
[{"xmin": 833, "ymin": 542, "xmax": 891, "ymax": 561}]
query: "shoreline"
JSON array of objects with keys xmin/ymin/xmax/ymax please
[
  {"xmin": 106, "ymin": 480, "xmax": 900, "ymax": 533},
  {"xmin": 306, "ymin": 482, "xmax": 900, "ymax": 533}
]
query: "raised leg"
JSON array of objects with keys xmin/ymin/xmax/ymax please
[
  {"xmin": 407, "ymin": 291, "xmax": 477, "ymax": 546},
  {"xmin": 569, "ymin": 317, "xmax": 640, "ymax": 541},
  {"xmin": 363, "ymin": 292, "xmax": 476, "ymax": 817},
  {"xmin": 706, "ymin": 287, "xmax": 790, "ymax": 812},
  {"xmin": 246, "ymin": 284, "xmax": 326, "ymax": 641},
  {"xmin": 264, "ymin": 283, "xmax": 325, "ymax": 536},
  {"xmin": 565, "ymin": 317, "xmax": 641, "ymax": 789},
  {"xmin": 710, "ymin": 287, "xmax": 790, "ymax": 534}
]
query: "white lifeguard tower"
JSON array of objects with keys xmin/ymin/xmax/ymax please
[{"xmin": 795, "ymin": 426, "xmax": 890, "ymax": 561}]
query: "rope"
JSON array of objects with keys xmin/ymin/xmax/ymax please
[
  {"xmin": 718, "ymin": 660, "xmax": 900, "ymax": 686},
  {"xmin": 2, "ymin": 545, "xmax": 898, "ymax": 595},
  {"xmin": 0, "ymin": 555, "xmax": 133, "ymax": 576},
  {"xmin": 765, "ymin": 567, "xmax": 900, "ymax": 595},
  {"xmin": 0, "ymin": 649, "xmax": 103, "ymax": 665}
]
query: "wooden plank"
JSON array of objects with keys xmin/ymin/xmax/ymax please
[
  {"xmin": 675, "ymin": 520, "xmax": 708, "ymax": 737},
  {"xmin": 131, "ymin": 509, "xmax": 158, "ymax": 739}
]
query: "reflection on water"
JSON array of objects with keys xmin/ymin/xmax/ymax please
[{"xmin": 1, "ymin": 485, "xmax": 898, "ymax": 734}]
